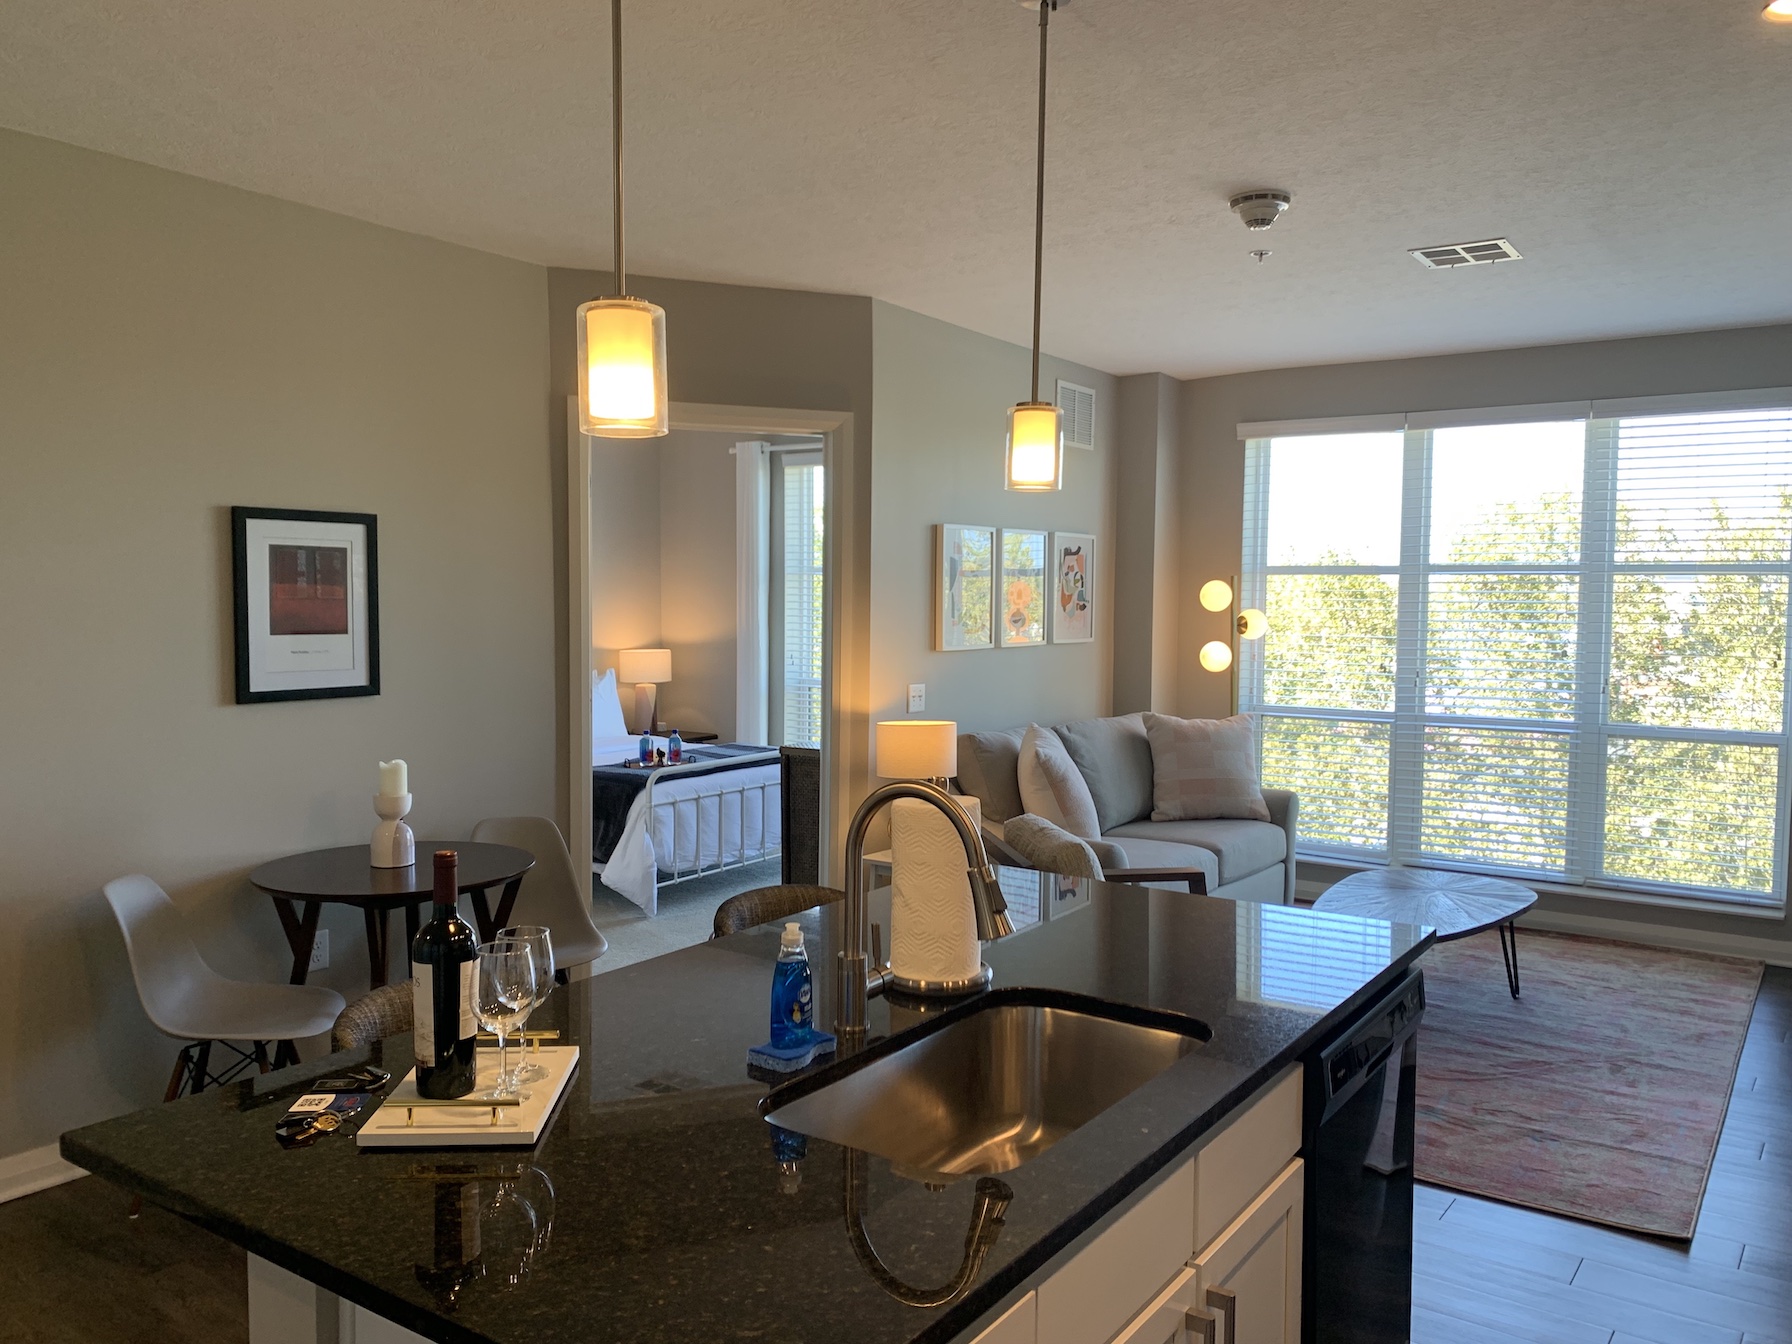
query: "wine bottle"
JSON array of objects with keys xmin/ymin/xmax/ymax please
[{"xmin": 411, "ymin": 849, "xmax": 478, "ymax": 1099}]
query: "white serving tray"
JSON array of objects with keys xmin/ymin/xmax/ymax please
[{"xmin": 356, "ymin": 1045, "xmax": 580, "ymax": 1148}]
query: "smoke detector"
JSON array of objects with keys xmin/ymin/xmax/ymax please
[{"xmin": 1230, "ymin": 190, "xmax": 1291, "ymax": 231}]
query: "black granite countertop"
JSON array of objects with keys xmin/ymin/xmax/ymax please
[{"xmin": 63, "ymin": 870, "xmax": 1432, "ymax": 1344}]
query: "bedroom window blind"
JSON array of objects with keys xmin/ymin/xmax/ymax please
[
  {"xmin": 772, "ymin": 452, "xmax": 825, "ymax": 748},
  {"xmin": 1240, "ymin": 401, "xmax": 1792, "ymax": 909}
]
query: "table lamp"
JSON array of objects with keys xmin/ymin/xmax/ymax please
[
  {"xmin": 874, "ymin": 719, "xmax": 958, "ymax": 785},
  {"xmin": 618, "ymin": 648, "xmax": 672, "ymax": 734}
]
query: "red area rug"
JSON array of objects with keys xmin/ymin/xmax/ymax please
[{"xmin": 1414, "ymin": 929, "xmax": 1762, "ymax": 1239}]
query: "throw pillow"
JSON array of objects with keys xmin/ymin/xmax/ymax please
[
  {"xmin": 1017, "ymin": 724, "xmax": 1102, "ymax": 839},
  {"xmin": 1143, "ymin": 712, "xmax": 1271, "ymax": 822},
  {"xmin": 592, "ymin": 668, "xmax": 630, "ymax": 742}
]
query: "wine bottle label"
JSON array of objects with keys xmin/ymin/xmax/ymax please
[{"xmin": 411, "ymin": 960, "xmax": 478, "ymax": 1064}]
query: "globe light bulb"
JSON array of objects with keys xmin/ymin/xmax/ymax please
[
  {"xmin": 1199, "ymin": 640, "xmax": 1234, "ymax": 673},
  {"xmin": 1238, "ymin": 609, "xmax": 1270, "ymax": 640},
  {"xmin": 1766, "ymin": 0, "xmax": 1792, "ymax": 22},
  {"xmin": 1199, "ymin": 580, "xmax": 1234, "ymax": 613}
]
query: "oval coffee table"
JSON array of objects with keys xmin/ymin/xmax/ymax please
[{"xmin": 1313, "ymin": 868, "xmax": 1538, "ymax": 998}]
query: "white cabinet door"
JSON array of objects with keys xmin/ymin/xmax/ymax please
[
  {"xmin": 968, "ymin": 1291, "xmax": 1037, "ymax": 1344},
  {"xmin": 1190, "ymin": 1159, "xmax": 1303, "ymax": 1344}
]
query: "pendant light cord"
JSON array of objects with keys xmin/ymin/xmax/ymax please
[
  {"xmin": 612, "ymin": 0, "xmax": 627, "ymax": 296},
  {"xmin": 1029, "ymin": 0, "xmax": 1050, "ymax": 404}
]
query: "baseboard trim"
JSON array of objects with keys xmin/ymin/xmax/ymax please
[
  {"xmin": 1513, "ymin": 907, "xmax": 1792, "ymax": 968},
  {"xmin": 0, "ymin": 1143, "xmax": 85, "ymax": 1204}
]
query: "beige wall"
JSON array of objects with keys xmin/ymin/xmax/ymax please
[
  {"xmin": 1112, "ymin": 373, "xmax": 1181, "ymax": 715},
  {"xmin": 588, "ymin": 439, "xmax": 663, "ymax": 681},
  {"xmin": 868, "ymin": 302, "xmax": 1119, "ymax": 740},
  {"xmin": 0, "ymin": 130, "xmax": 556, "ymax": 1162},
  {"xmin": 1175, "ymin": 320, "xmax": 1792, "ymax": 951}
]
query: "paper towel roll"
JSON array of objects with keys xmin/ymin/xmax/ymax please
[{"xmin": 890, "ymin": 795, "xmax": 984, "ymax": 985}]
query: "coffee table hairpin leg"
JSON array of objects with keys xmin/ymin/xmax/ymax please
[{"xmin": 1497, "ymin": 921, "xmax": 1522, "ymax": 999}]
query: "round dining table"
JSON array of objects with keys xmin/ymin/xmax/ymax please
[{"xmin": 249, "ymin": 842, "xmax": 535, "ymax": 990}]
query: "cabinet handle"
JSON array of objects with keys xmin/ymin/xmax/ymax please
[
  {"xmin": 1182, "ymin": 1307, "xmax": 1216, "ymax": 1344},
  {"xmin": 1204, "ymin": 1287, "xmax": 1236, "ymax": 1344}
]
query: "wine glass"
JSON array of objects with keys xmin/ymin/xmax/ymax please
[
  {"xmin": 499, "ymin": 925, "xmax": 555, "ymax": 1084},
  {"xmin": 474, "ymin": 939, "xmax": 536, "ymax": 1099}
]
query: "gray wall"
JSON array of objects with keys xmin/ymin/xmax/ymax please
[
  {"xmin": 868, "ymin": 301, "xmax": 1119, "ymax": 740},
  {"xmin": 1175, "ymin": 321, "xmax": 1792, "ymax": 953},
  {"xmin": 0, "ymin": 129, "xmax": 555, "ymax": 1162},
  {"xmin": 588, "ymin": 440, "xmax": 663, "ymax": 680},
  {"xmin": 1113, "ymin": 373, "xmax": 1181, "ymax": 715}
]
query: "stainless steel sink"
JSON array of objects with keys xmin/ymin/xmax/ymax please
[{"xmin": 763, "ymin": 989, "xmax": 1210, "ymax": 1181}]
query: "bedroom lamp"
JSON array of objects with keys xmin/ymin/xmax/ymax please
[
  {"xmin": 875, "ymin": 720, "xmax": 959, "ymax": 786},
  {"xmin": 575, "ymin": 0, "xmax": 669, "ymax": 439},
  {"xmin": 618, "ymin": 647, "xmax": 671, "ymax": 734},
  {"xmin": 1003, "ymin": 0, "xmax": 1066, "ymax": 493}
]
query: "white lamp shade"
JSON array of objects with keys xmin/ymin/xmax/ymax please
[
  {"xmin": 577, "ymin": 297, "xmax": 669, "ymax": 438},
  {"xmin": 618, "ymin": 647, "xmax": 672, "ymax": 684},
  {"xmin": 1005, "ymin": 402, "xmax": 1064, "ymax": 492},
  {"xmin": 1199, "ymin": 579, "xmax": 1234, "ymax": 612},
  {"xmin": 876, "ymin": 720, "xmax": 959, "ymax": 780},
  {"xmin": 1199, "ymin": 640, "xmax": 1234, "ymax": 673}
]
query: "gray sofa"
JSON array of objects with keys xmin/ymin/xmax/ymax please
[{"xmin": 956, "ymin": 712, "xmax": 1298, "ymax": 905}]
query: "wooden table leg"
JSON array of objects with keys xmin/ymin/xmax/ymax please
[
  {"xmin": 469, "ymin": 878, "xmax": 526, "ymax": 943},
  {"xmin": 403, "ymin": 901, "xmax": 422, "ymax": 954},
  {"xmin": 271, "ymin": 898, "xmax": 322, "ymax": 985},
  {"xmin": 363, "ymin": 905, "xmax": 390, "ymax": 990}
]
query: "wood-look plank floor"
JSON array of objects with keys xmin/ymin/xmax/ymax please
[{"xmin": 1414, "ymin": 965, "xmax": 1792, "ymax": 1344}]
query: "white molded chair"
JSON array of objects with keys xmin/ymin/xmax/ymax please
[
  {"xmin": 470, "ymin": 816, "xmax": 609, "ymax": 978},
  {"xmin": 103, "ymin": 874, "xmax": 346, "ymax": 1097}
]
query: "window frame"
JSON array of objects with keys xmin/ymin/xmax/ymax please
[{"xmin": 1240, "ymin": 397, "xmax": 1792, "ymax": 913}]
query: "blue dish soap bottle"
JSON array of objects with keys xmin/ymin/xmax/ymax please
[{"xmin": 770, "ymin": 922, "xmax": 814, "ymax": 1048}]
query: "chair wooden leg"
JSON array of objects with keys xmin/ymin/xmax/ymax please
[
  {"xmin": 252, "ymin": 1041, "xmax": 272, "ymax": 1074},
  {"xmin": 272, "ymin": 1040, "xmax": 300, "ymax": 1069},
  {"xmin": 161, "ymin": 1047, "xmax": 192, "ymax": 1103},
  {"xmin": 190, "ymin": 1040, "xmax": 213, "ymax": 1093}
]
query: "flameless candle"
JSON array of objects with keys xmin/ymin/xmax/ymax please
[{"xmin": 379, "ymin": 759, "xmax": 408, "ymax": 796}]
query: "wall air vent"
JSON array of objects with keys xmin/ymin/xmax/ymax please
[
  {"xmin": 1057, "ymin": 379, "xmax": 1096, "ymax": 450},
  {"xmin": 1409, "ymin": 238, "xmax": 1523, "ymax": 269}
]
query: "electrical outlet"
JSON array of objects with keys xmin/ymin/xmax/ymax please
[
  {"xmin": 308, "ymin": 929, "xmax": 330, "ymax": 972},
  {"xmin": 908, "ymin": 683, "xmax": 925, "ymax": 712}
]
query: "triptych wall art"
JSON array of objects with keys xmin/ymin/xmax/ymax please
[{"xmin": 934, "ymin": 524, "xmax": 1095, "ymax": 651}]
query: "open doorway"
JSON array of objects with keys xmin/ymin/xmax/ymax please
[{"xmin": 566, "ymin": 404, "xmax": 845, "ymax": 969}]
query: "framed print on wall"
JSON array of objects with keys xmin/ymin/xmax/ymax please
[
  {"xmin": 998, "ymin": 528, "xmax": 1047, "ymax": 648},
  {"xmin": 232, "ymin": 506, "xmax": 380, "ymax": 703},
  {"xmin": 1049, "ymin": 531, "xmax": 1096, "ymax": 643},
  {"xmin": 935, "ymin": 524, "xmax": 996, "ymax": 651}
]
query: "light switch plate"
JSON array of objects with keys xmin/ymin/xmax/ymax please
[
  {"xmin": 908, "ymin": 683, "xmax": 925, "ymax": 712},
  {"xmin": 308, "ymin": 930, "xmax": 330, "ymax": 972}
]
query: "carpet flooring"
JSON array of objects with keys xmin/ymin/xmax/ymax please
[
  {"xmin": 589, "ymin": 858, "xmax": 782, "ymax": 972},
  {"xmin": 1415, "ymin": 929, "xmax": 1764, "ymax": 1239}
]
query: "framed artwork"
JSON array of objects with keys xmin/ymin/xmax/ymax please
[
  {"xmin": 1049, "ymin": 531, "xmax": 1096, "ymax": 643},
  {"xmin": 998, "ymin": 528, "xmax": 1047, "ymax": 648},
  {"xmin": 934, "ymin": 524, "xmax": 995, "ymax": 651},
  {"xmin": 232, "ymin": 506, "xmax": 380, "ymax": 703}
]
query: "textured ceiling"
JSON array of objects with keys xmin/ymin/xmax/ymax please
[{"xmin": 2, "ymin": 1, "xmax": 1789, "ymax": 377}]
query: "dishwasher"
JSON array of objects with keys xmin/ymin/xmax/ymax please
[{"xmin": 1303, "ymin": 968, "xmax": 1426, "ymax": 1344}]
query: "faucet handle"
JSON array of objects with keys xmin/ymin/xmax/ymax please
[{"xmin": 871, "ymin": 922, "xmax": 884, "ymax": 971}]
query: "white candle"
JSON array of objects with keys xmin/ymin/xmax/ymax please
[{"xmin": 379, "ymin": 759, "xmax": 408, "ymax": 796}]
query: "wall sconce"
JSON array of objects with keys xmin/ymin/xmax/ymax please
[{"xmin": 1198, "ymin": 576, "xmax": 1268, "ymax": 711}]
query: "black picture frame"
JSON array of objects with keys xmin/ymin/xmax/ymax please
[{"xmin": 231, "ymin": 506, "xmax": 380, "ymax": 704}]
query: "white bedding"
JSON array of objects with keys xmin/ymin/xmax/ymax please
[{"xmin": 594, "ymin": 737, "xmax": 781, "ymax": 914}]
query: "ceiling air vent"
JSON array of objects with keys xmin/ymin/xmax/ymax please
[
  {"xmin": 1057, "ymin": 379, "xmax": 1096, "ymax": 450},
  {"xmin": 1409, "ymin": 238, "xmax": 1523, "ymax": 269}
]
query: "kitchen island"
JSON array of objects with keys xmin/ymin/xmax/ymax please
[{"xmin": 62, "ymin": 869, "xmax": 1431, "ymax": 1344}]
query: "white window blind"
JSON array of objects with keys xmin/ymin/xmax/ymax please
[
  {"xmin": 1242, "ymin": 403, "xmax": 1792, "ymax": 909},
  {"xmin": 773, "ymin": 454, "xmax": 825, "ymax": 748}
]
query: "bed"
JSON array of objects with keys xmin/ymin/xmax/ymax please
[{"xmin": 588, "ymin": 671, "xmax": 782, "ymax": 914}]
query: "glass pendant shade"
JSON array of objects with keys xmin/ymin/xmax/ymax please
[
  {"xmin": 1006, "ymin": 401, "xmax": 1064, "ymax": 492},
  {"xmin": 576, "ymin": 296, "xmax": 668, "ymax": 438},
  {"xmin": 1199, "ymin": 640, "xmax": 1234, "ymax": 673},
  {"xmin": 1238, "ymin": 608, "xmax": 1270, "ymax": 640},
  {"xmin": 1199, "ymin": 579, "xmax": 1234, "ymax": 612},
  {"xmin": 1767, "ymin": 0, "xmax": 1792, "ymax": 21}
]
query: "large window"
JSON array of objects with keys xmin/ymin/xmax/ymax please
[{"xmin": 1241, "ymin": 397, "xmax": 1792, "ymax": 909}]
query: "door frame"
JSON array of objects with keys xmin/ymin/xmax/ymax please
[{"xmin": 566, "ymin": 400, "xmax": 855, "ymax": 902}]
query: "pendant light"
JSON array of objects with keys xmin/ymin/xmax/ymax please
[
  {"xmin": 1005, "ymin": 0, "xmax": 1065, "ymax": 492},
  {"xmin": 576, "ymin": 0, "xmax": 669, "ymax": 438}
]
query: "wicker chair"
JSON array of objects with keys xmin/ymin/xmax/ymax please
[
  {"xmin": 712, "ymin": 884, "xmax": 844, "ymax": 939},
  {"xmin": 331, "ymin": 981, "xmax": 414, "ymax": 1051}
]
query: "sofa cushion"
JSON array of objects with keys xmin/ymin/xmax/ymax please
[
  {"xmin": 956, "ymin": 727, "xmax": 1027, "ymax": 823},
  {"xmin": 1018, "ymin": 725, "xmax": 1102, "ymax": 838},
  {"xmin": 1054, "ymin": 713, "xmax": 1155, "ymax": 832},
  {"xmin": 1143, "ymin": 713, "xmax": 1271, "ymax": 822},
  {"xmin": 1095, "ymin": 834, "xmax": 1219, "ymax": 890},
  {"xmin": 1105, "ymin": 817, "xmax": 1286, "ymax": 886},
  {"xmin": 1004, "ymin": 813, "xmax": 1105, "ymax": 880}
]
